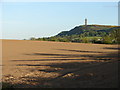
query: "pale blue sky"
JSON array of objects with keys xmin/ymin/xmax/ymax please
[{"xmin": 2, "ymin": 2, "xmax": 118, "ymax": 40}]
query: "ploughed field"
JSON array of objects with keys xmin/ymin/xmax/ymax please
[{"xmin": 2, "ymin": 40, "xmax": 119, "ymax": 88}]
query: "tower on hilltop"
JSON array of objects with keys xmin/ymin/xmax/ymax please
[{"xmin": 85, "ymin": 18, "xmax": 87, "ymax": 26}]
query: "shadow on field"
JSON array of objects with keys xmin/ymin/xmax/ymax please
[
  {"xmin": 25, "ymin": 53, "xmax": 94, "ymax": 58},
  {"xmin": 57, "ymin": 49, "xmax": 108, "ymax": 53},
  {"xmin": 13, "ymin": 58, "xmax": 86, "ymax": 62},
  {"xmin": 8, "ymin": 48, "xmax": 119, "ymax": 88},
  {"xmin": 12, "ymin": 49, "xmax": 119, "ymax": 62},
  {"xmin": 103, "ymin": 47, "xmax": 120, "ymax": 50}
]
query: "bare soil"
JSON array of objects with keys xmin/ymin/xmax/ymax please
[{"xmin": 2, "ymin": 40, "xmax": 119, "ymax": 88}]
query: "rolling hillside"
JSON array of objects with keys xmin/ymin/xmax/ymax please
[
  {"xmin": 56, "ymin": 25, "xmax": 120, "ymax": 37},
  {"xmin": 32, "ymin": 25, "xmax": 120, "ymax": 44}
]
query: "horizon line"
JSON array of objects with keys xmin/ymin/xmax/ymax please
[{"xmin": 1, "ymin": 24, "xmax": 119, "ymax": 40}]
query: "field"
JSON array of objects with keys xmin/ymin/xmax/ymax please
[{"xmin": 2, "ymin": 39, "xmax": 119, "ymax": 88}]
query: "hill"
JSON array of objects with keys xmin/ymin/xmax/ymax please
[
  {"xmin": 30, "ymin": 24, "xmax": 120, "ymax": 44},
  {"xmin": 56, "ymin": 25, "xmax": 120, "ymax": 37}
]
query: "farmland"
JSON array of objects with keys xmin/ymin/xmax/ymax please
[{"xmin": 2, "ymin": 39, "xmax": 119, "ymax": 88}]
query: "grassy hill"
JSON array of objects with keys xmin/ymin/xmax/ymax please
[
  {"xmin": 56, "ymin": 25, "xmax": 119, "ymax": 37},
  {"xmin": 30, "ymin": 25, "xmax": 120, "ymax": 44}
]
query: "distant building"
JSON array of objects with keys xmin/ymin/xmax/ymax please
[{"xmin": 85, "ymin": 18, "xmax": 87, "ymax": 26}]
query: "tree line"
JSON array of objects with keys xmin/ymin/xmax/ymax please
[{"xmin": 29, "ymin": 28, "xmax": 120, "ymax": 44}]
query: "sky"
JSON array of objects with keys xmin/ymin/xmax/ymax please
[
  {"xmin": 1, "ymin": 1, "xmax": 118, "ymax": 40},
  {"xmin": 1, "ymin": 0, "xmax": 120, "ymax": 2}
]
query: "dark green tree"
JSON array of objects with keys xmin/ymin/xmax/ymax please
[{"xmin": 110, "ymin": 29, "xmax": 120, "ymax": 44}]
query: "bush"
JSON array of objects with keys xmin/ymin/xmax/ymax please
[
  {"xmin": 30, "ymin": 37, "xmax": 36, "ymax": 40},
  {"xmin": 102, "ymin": 36, "xmax": 113, "ymax": 44},
  {"xmin": 81, "ymin": 38, "xmax": 90, "ymax": 43},
  {"xmin": 110, "ymin": 29, "xmax": 120, "ymax": 44}
]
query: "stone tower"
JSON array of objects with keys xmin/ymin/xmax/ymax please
[{"xmin": 85, "ymin": 18, "xmax": 87, "ymax": 26}]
